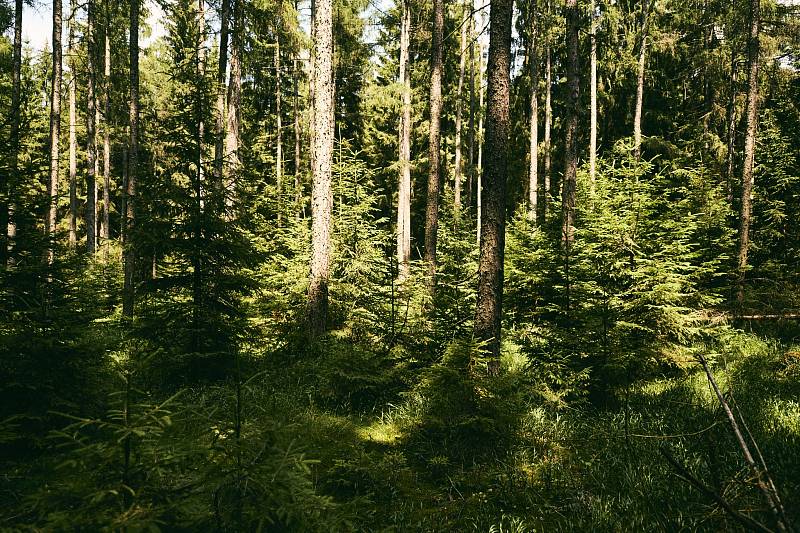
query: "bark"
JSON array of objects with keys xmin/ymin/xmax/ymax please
[
  {"xmin": 562, "ymin": 0, "xmax": 579, "ymax": 248},
  {"xmin": 68, "ymin": 0, "xmax": 77, "ymax": 247},
  {"xmin": 528, "ymin": 0, "xmax": 539, "ymax": 221},
  {"xmin": 5, "ymin": 0, "xmax": 22, "ymax": 265},
  {"xmin": 474, "ymin": 0, "xmax": 513, "ymax": 372},
  {"xmin": 47, "ymin": 0, "xmax": 63, "ymax": 263},
  {"xmin": 123, "ymin": 0, "xmax": 139, "ymax": 318},
  {"xmin": 397, "ymin": 0, "xmax": 412, "ymax": 280},
  {"xmin": 308, "ymin": 0, "xmax": 334, "ymax": 338},
  {"xmin": 276, "ymin": 39, "xmax": 283, "ymax": 215},
  {"xmin": 193, "ymin": 0, "xmax": 206, "ymax": 350},
  {"xmin": 425, "ymin": 0, "xmax": 444, "ymax": 289},
  {"xmin": 467, "ymin": 2, "xmax": 475, "ymax": 210},
  {"xmin": 725, "ymin": 49, "xmax": 738, "ymax": 204},
  {"xmin": 225, "ymin": 0, "xmax": 242, "ymax": 211},
  {"xmin": 737, "ymin": 0, "xmax": 761, "ymax": 306},
  {"xmin": 102, "ymin": 21, "xmax": 111, "ymax": 243},
  {"xmin": 86, "ymin": 0, "xmax": 97, "ymax": 254},
  {"xmin": 214, "ymin": 0, "xmax": 230, "ymax": 184},
  {"xmin": 633, "ymin": 0, "xmax": 649, "ymax": 160},
  {"xmin": 453, "ymin": 0, "xmax": 468, "ymax": 215},
  {"xmin": 544, "ymin": 45, "xmax": 552, "ymax": 218},
  {"xmin": 477, "ymin": 39, "xmax": 485, "ymax": 246},
  {"xmin": 589, "ymin": 0, "xmax": 597, "ymax": 191},
  {"xmin": 294, "ymin": 0, "xmax": 301, "ymax": 209}
]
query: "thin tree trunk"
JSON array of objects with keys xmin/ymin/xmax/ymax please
[
  {"xmin": 467, "ymin": 1, "xmax": 475, "ymax": 210},
  {"xmin": 86, "ymin": 0, "xmax": 97, "ymax": 254},
  {"xmin": 477, "ymin": 39, "xmax": 485, "ymax": 245},
  {"xmin": 294, "ymin": 0, "xmax": 301, "ymax": 209},
  {"xmin": 397, "ymin": 0, "xmax": 412, "ymax": 280},
  {"xmin": 225, "ymin": 0, "xmax": 242, "ymax": 211},
  {"xmin": 123, "ymin": 0, "xmax": 139, "ymax": 318},
  {"xmin": 6, "ymin": 0, "xmax": 23, "ymax": 265},
  {"xmin": 68, "ymin": 0, "xmax": 77, "ymax": 247},
  {"xmin": 725, "ymin": 49, "xmax": 738, "ymax": 204},
  {"xmin": 308, "ymin": 0, "xmax": 334, "ymax": 338},
  {"xmin": 633, "ymin": 0, "xmax": 649, "ymax": 160},
  {"xmin": 214, "ymin": 0, "xmax": 230, "ymax": 184},
  {"xmin": 102, "ymin": 20, "xmax": 111, "ymax": 243},
  {"xmin": 192, "ymin": 0, "xmax": 206, "ymax": 351},
  {"xmin": 474, "ymin": 0, "xmax": 513, "ymax": 373},
  {"xmin": 528, "ymin": 0, "xmax": 539, "ymax": 221},
  {"xmin": 276, "ymin": 38, "xmax": 283, "ymax": 217},
  {"xmin": 589, "ymin": 0, "xmax": 597, "ymax": 191},
  {"xmin": 47, "ymin": 0, "xmax": 63, "ymax": 264},
  {"xmin": 544, "ymin": 45, "xmax": 552, "ymax": 219},
  {"xmin": 453, "ymin": 0, "xmax": 468, "ymax": 216},
  {"xmin": 737, "ymin": 0, "xmax": 761, "ymax": 306},
  {"xmin": 425, "ymin": 0, "xmax": 444, "ymax": 290},
  {"xmin": 562, "ymin": 0, "xmax": 580, "ymax": 311}
]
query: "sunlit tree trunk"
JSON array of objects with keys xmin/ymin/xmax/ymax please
[
  {"xmin": 589, "ymin": 0, "xmax": 597, "ymax": 192},
  {"xmin": 477, "ymin": 39, "xmax": 485, "ymax": 246},
  {"xmin": 308, "ymin": 0, "xmax": 334, "ymax": 338},
  {"xmin": 475, "ymin": 0, "xmax": 513, "ymax": 373},
  {"xmin": 397, "ymin": 0, "xmax": 412, "ymax": 280},
  {"xmin": 725, "ymin": 49, "xmax": 738, "ymax": 204},
  {"xmin": 68, "ymin": 0, "xmax": 77, "ymax": 247},
  {"xmin": 123, "ymin": 0, "xmax": 139, "ymax": 318},
  {"xmin": 86, "ymin": 0, "xmax": 98, "ymax": 254},
  {"xmin": 562, "ymin": 0, "xmax": 580, "ymax": 312},
  {"xmin": 544, "ymin": 45, "xmax": 552, "ymax": 219},
  {"xmin": 467, "ymin": 1, "xmax": 475, "ymax": 210},
  {"xmin": 47, "ymin": 0, "xmax": 63, "ymax": 264},
  {"xmin": 425, "ymin": 0, "xmax": 444, "ymax": 290},
  {"xmin": 214, "ymin": 0, "xmax": 230, "ymax": 184},
  {"xmin": 276, "ymin": 38, "xmax": 283, "ymax": 217},
  {"xmin": 453, "ymin": 0, "xmax": 468, "ymax": 216},
  {"xmin": 528, "ymin": 0, "xmax": 538, "ymax": 221},
  {"xmin": 225, "ymin": 0, "xmax": 242, "ymax": 211},
  {"xmin": 294, "ymin": 0, "xmax": 302, "ymax": 209},
  {"xmin": 633, "ymin": 0, "xmax": 649, "ymax": 160},
  {"xmin": 102, "ymin": 20, "xmax": 111, "ymax": 244},
  {"xmin": 737, "ymin": 0, "xmax": 761, "ymax": 306},
  {"xmin": 5, "ymin": 0, "xmax": 23, "ymax": 265}
]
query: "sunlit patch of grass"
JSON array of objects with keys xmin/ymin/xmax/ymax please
[
  {"xmin": 356, "ymin": 419, "xmax": 402, "ymax": 444},
  {"xmin": 763, "ymin": 399, "xmax": 800, "ymax": 436}
]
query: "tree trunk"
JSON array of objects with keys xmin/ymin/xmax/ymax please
[
  {"xmin": 737, "ymin": 0, "xmax": 761, "ymax": 306},
  {"xmin": 294, "ymin": 0, "xmax": 302, "ymax": 209},
  {"xmin": 633, "ymin": 0, "xmax": 649, "ymax": 160},
  {"xmin": 86, "ymin": 0, "xmax": 97, "ymax": 254},
  {"xmin": 562, "ymin": 0, "xmax": 580, "ymax": 313},
  {"xmin": 474, "ymin": 0, "xmax": 513, "ymax": 373},
  {"xmin": 214, "ymin": 0, "xmax": 230, "ymax": 184},
  {"xmin": 397, "ymin": 0, "xmax": 412, "ymax": 280},
  {"xmin": 477, "ymin": 38, "xmax": 485, "ymax": 246},
  {"xmin": 123, "ymin": 0, "xmax": 139, "ymax": 318},
  {"xmin": 425, "ymin": 0, "xmax": 444, "ymax": 290},
  {"xmin": 192, "ymin": 0, "xmax": 206, "ymax": 351},
  {"xmin": 276, "ymin": 39, "xmax": 283, "ymax": 217},
  {"xmin": 68, "ymin": 0, "xmax": 77, "ymax": 247},
  {"xmin": 528, "ymin": 0, "xmax": 538, "ymax": 221},
  {"xmin": 47, "ymin": 0, "xmax": 63, "ymax": 264},
  {"xmin": 308, "ymin": 0, "xmax": 334, "ymax": 338},
  {"xmin": 544, "ymin": 45, "xmax": 552, "ymax": 219},
  {"xmin": 453, "ymin": 0, "xmax": 468, "ymax": 216},
  {"xmin": 225, "ymin": 0, "xmax": 242, "ymax": 211},
  {"xmin": 467, "ymin": 1, "xmax": 475, "ymax": 210},
  {"xmin": 589, "ymin": 0, "xmax": 597, "ymax": 191},
  {"xmin": 102, "ymin": 21, "xmax": 111, "ymax": 243},
  {"xmin": 5, "ymin": 0, "xmax": 22, "ymax": 265},
  {"xmin": 725, "ymin": 49, "xmax": 738, "ymax": 204}
]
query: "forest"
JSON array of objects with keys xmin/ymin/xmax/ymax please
[{"xmin": 1, "ymin": 0, "xmax": 799, "ymax": 529}]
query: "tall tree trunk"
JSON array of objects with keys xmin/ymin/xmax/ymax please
[
  {"xmin": 68, "ymin": 0, "xmax": 77, "ymax": 247},
  {"xmin": 562, "ymin": 0, "xmax": 580, "ymax": 311},
  {"xmin": 308, "ymin": 0, "xmax": 334, "ymax": 338},
  {"xmin": 725, "ymin": 49, "xmax": 738, "ymax": 204},
  {"xmin": 474, "ymin": 0, "xmax": 513, "ymax": 373},
  {"xmin": 47, "ymin": 0, "xmax": 63, "ymax": 264},
  {"xmin": 192, "ymin": 0, "xmax": 206, "ymax": 351},
  {"xmin": 425, "ymin": 0, "xmax": 444, "ymax": 290},
  {"xmin": 214, "ymin": 0, "xmax": 230, "ymax": 184},
  {"xmin": 453, "ymin": 0, "xmax": 468, "ymax": 215},
  {"xmin": 467, "ymin": 1, "xmax": 475, "ymax": 210},
  {"xmin": 633, "ymin": 0, "xmax": 649, "ymax": 160},
  {"xmin": 397, "ymin": 0, "xmax": 412, "ymax": 280},
  {"xmin": 544, "ymin": 45, "xmax": 552, "ymax": 219},
  {"xmin": 477, "ymin": 39, "xmax": 485, "ymax": 246},
  {"xmin": 102, "ymin": 19, "xmax": 111, "ymax": 243},
  {"xmin": 225, "ymin": 0, "xmax": 242, "ymax": 211},
  {"xmin": 528, "ymin": 0, "xmax": 539, "ymax": 221},
  {"xmin": 5, "ymin": 0, "xmax": 23, "ymax": 265},
  {"xmin": 123, "ymin": 0, "xmax": 139, "ymax": 318},
  {"xmin": 737, "ymin": 0, "xmax": 761, "ymax": 306},
  {"xmin": 86, "ymin": 0, "xmax": 97, "ymax": 254},
  {"xmin": 294, "ymin": 0, "xmax": 302, "ymax": 209},
  {"xmin": 276, "ymin": 39, "xmax": 283, "ymax": 216},
  {"xmin": 589, "ymin": 0, "xmax": 597, "ymax": 191}
]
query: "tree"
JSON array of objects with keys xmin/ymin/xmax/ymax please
[
  {"xmin": 308, "ymin": 0, "xmax": 334, "ymax": 337},
  {"xmin": 453, "ymin": 0, "xmax": 468, "ymax": 215},
  {"xmin": 5, "ymin": 0, "xmax": 23, "ymax": 266},
  {"xmin": 474, "ymin": 0, "xmax": 513, "ymax": 372},
  {"xmin": 47, "ymin": 0, "xmax": 64, "ymax": 263},
  {"xmin": 633, "ymin": 0, "xmax": 650, "ymax": 160},
  {"xmin": 397, "ymin": 0, "xmax": 412, "ymax": 280},
  {"xmin": 425, "ymin": 0, "xmax": 443, "ymax": 289},
  {"xmin": 101, "ymin": 6, "xmax": 111, "ymax": 244},
  {"xmin": 589, "ymin": 0, "xmax": 597, "ymax": 189},
  {"xmin": 737, "ymin": 0, "xmax": 761, "ymax": 305},
  {"xmin": 123, "ymin": 0, "xmax": 140, "ymax": 318},
  {"xmin": 225, "ymin": 0, "xmax": 242, "ymax": 210},
  {"xmin": 68, "ymin": 0, "xmax": 77, "ymax": 246},
  {"xmin": 214, "ymin": 0, "xmax": 230, "ymax": 184},
  {"xmin": 528, "ymin": 0, "xmax": 539, "ymax": 220},
  {"xmin": 544, "ymin": 43, "xmax": 552, "ymax": 219},
  {"xmin": 86, "ymin": 0, "xmax": 98, "ymax": 254},
  {"xmin": 562, "ymin": 0, "xmax": 579, "ymax": 248}
]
